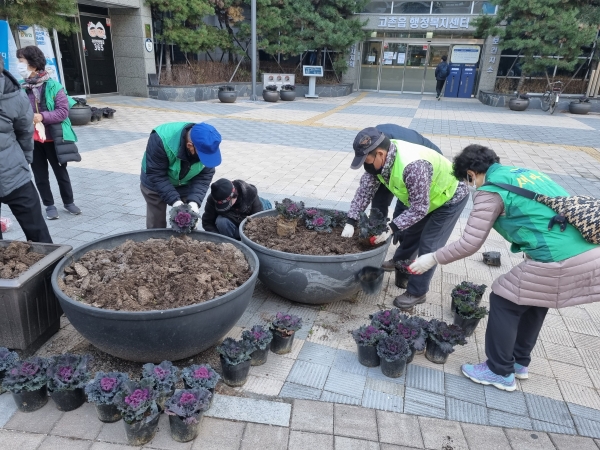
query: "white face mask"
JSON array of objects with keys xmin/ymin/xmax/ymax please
[{"xmin": 17, "ymin": 62, "xmax": 31, "ymax": 80}]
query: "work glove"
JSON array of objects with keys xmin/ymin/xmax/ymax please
[
  {"xmin": 373, "ymin": 229, "xmax": 391, "ymax": 244},
  {"xmin": 389, "ymin": 222, "xmax": 403, "ymax": 245},
  {"xmin": 341, "ymin": 223, "xmax": 354, "ymax": 238},
  {"xmin": 173, "ymin": 200, "xmax": 184, "ymax": 208},
  {"xmin": 409, "ymin": 253, "xmax": 438, "ymax": 275},
  {"xmin": 189, "ymin": 202, "xmax": 200, "ymax": 214}
]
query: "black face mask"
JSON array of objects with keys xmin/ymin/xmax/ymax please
[
  {"xmin": 364, "ymin": 160, "xmax": 382, "ymax": 175},
  {"xmin": 188, "ymin": 151, "xmax": 200, "ymax": 164}
]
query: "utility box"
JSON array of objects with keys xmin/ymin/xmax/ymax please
[
  {"xmin": 262, "ymin": 73, "xmax": 295, "ymax": 90},
  {"xmin": 458, "ymin": 65, "xmax": 477, "ymax": 98},
  {"xmin": 444, "ymin": 65, "xmax": 462, "ymax": 98}
]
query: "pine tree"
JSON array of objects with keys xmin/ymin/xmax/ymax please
[
  {"xmin": 208, "ymin": 0, "xmax": 246, "ymax": 63},
  {"xmin": 476, "ymin": 0, "xmax": 599, "ymax": 92},
  {"xmin": 0, "ymin": 0, "xmax": 78, "ymax": 33}
]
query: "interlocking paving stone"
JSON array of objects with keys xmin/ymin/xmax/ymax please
[
  {"xmin": 579, "ymin": 348, "xmax": 600, "ymax": 370},
  {"xmin": 549, "ymin": 433, "xmax": 600, "ymax": 450},
  {"xmin": 39, "ymin": 435, "xmax": 92, "ymax": 450},
  {"xmin": 504, "ymin": 429, "xmax": 555, "ymax": 450},
  {"xmin": 289, "ymin": 430, "xmax": 334, "ymax": 450},
  {"xmin": 191, "ymin": 417, "xmax": 246, "ymax": 450},
  {"xmin": 564, "ymin": 317, "xmax": 600, "ymax": 337},
  {"xmin": 206, "ymin": 394, "xmax": 291, "ymax": 427},
  {"xmin": 297, "ymin": 342, "xmax": 338, "ymax": 366},
  {"xmin": 404, "ymin": 386, "xmax": 446, "ymax": 410},
  {"xmin": 573, "ymin": 416, "xmax": 600, "ymax": 439},
  {"xmin": 290, "ymin": 399, "xmax": 333, "ymax": 434},
  {"xmin": 376, "ymin": 410, "xmax": 424, "ymax": 448},
  {"xmin": 323, "ymin": 368, "xmax": 367, "ymax": 399},
  {"xmin": 240, "ymin": 423, "xmax": 289, "ymax": 450},
  {"xmin": 334, "ymin": 404, "xmax": 378, "ymax": 442},
  {"xmin": 334, "ymin": 436, "xmax": 380, "ymax": 450},
  {"xmin": 484, "ymin": 385, "xmax": 528, "ymax": 415},
  {"xmin": 524, "ymin": 393, "xmax": 574, "ymax": 426},
  {"xmin": 544, "ymin": 341, "xmax": 585, "ymax": 366},
  {"xmin": 286, "ymin": 360, "xmax": 331, "ymax": 390},
  {"xmin": 0, "ymin": 394, "xmax": 17, "ymax": 428},
  {"xmin": 145, "ymin": 413, "xmax": 191, "ymax": 450},
  {"xmin": 559, "ymin": 380, "xmax": 600, "ymax": 410},
  {"xmin": 0, "ymin": 430, "xmax": 45, "ymax": 450},
  {"xmin": 321, "ymin": 391, "xmax": 362, "ymax": 406},
  {"xmin": 366, "ymin": 367, "xmax": 405, "ymax": 384},
  {"xmin": 461, "ymin": 423, "xmax": 512, "ymax": 450},
  {"xmin": 444, "ymin": 373, "xmax": 486, "ymax": 406},
  {"xmin": 488, "ymin": 409, "xmax": 533, "ymax": 430},
  {"xmin": 404, "ymin": 400, "xmax": 445, "ymax": 419},
  {"xmin": 279, "ymin": 382, "xmax": 322, "ymax": 400},
  {"xmin": 4, "ymin": 400, "xmax": 64, "ymax": 434},
  {"xmin": 50, "ymin": 402, "xmax": 103, "ymax": 440},
  {"xmin": 364, "ymin": 378, "xmax": 405, "ymax": 397},
  {"xmin": 361, "ymin": 389, "xmax": 403, "ymax": 413},
  {"xmin": 418, "ymin": 417, "xmax": 468, "ymax": 450},
  {"xmin": 531, "ymin": 419, "xmax": 576, "ymax": 435},
  {"xmin": 332, "ymin": 349, "xmax": 369, "ymax": 376},
  {"xmin": 568, "ymin": 403, "xmax": 600, "ymax": 422},
  {"xmin": 406, "ymin": 364, "xmax": 444, "ymax": 394},
  {"xmin": 445, "ymin": 398, "xmax": 488, "ymax": 425}
]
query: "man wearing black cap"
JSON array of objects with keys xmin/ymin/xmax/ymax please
[
  {"xmin": 435, "ymin": 55, "xmax": 450, "ymax": 100},
  {"xmin": 342, "ymin": 127, "xmax": 469, "ymax": 310},
  {"xmin": 140, "ymin": 122, "xmax": 221, "ymax": 229},
  {"xmin": 202, "ymin": 179, "xmax": 269, "ymax": 240}
]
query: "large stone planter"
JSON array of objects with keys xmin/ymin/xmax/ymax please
[
  {"xmin": 218, "ymin": 87, "xmax": 237, "ymax": 103},
  {"xmin": 69, "ymin": 105, "xmax": 92, "ymax": 126},
  {"xmin": 569, "ymin": 101, "xmax": 592, "ymax": 115},
  {"xmin": 0, "ymin": 241, "xmax": 72, "ymax": 351},
  {"xmin": 508, "ymin": 98, "xmax": 529, "ymax": 111},
  {"xmin": 280, "ymin": 90, "xmax": 296, "ymax": 101},
  {"xmin": 51, "ymin": 230, "xmax": 259, "ymax": 362},
  {"xmin": 239, "ymin": 210, "xmax": 391, "ymax": 305},
  {"xmin": 262, "ymin": 90, "xmax": 279, "ymax": 103}
]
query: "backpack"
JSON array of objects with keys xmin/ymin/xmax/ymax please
[
  {"xmin": 438, "ymin": 63, "xmax": 449, "ymax": 79},
  {"xmin": 484, "ymin": 182, "xmax": 600, "ymax": 245}
]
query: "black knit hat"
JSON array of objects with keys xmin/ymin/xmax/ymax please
[{"xmin": 211, "ymin": 179, "xmax": 236, "ymax": 212}]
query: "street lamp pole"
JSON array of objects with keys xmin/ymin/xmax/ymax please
[{"xmin": 250, "ymin": 0, "xmax": 257, "ymax": 101}]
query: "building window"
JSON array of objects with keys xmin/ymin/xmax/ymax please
[
  {"xmin": 432, "ymin": 1, "xmax": 472, "ymax": 14},
  {"xmin": 360, "ymin": 0, "xmax": 497, "ymax": 14},
  {"xmin": 472, "ymin": 1, "xmax": 496, "ymax": 14},
  {"xmin": 362, "ymin": 1, "xmax": 393, "ymax": 13},
  {"xmin": 393, "ymin": 1, "xmax": 432, "ymax": 14}
]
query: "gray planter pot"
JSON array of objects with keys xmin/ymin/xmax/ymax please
[
  {"xmin": 51, "ymin": 230, "xmax": 259, "ymax": 362},
  {"xmin": 0, "ymin": 240, "xmax": 72, "ymax": 351},
  {"xmin": 280, "ymin": 90, "xmax": 296, "ymax": 101},
  {"xmin": 569, "ymin": 101, "xmax": 591, "ymax": 115},
  {"xmin": 239, "ymin": 210, "xmax": 391, "ymax": 305},
  {"xmin": 69, "ymin": 106, "xmax": 92, "ymax": 126},
  {"xmin": 218, "ymin": 90, "xmax": 237, "ymax": 103},
  {"xmin": 262, "ymin": 90, "xmax": 279, "ymax": 103},
  {"xmin": 508, "ymin": 98, "xmax": 529, "ymax": 111}
]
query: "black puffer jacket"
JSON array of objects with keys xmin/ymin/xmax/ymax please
[
  {"xmin": 0, "ymin": 69, "xmax": 34, "ymax": 198},
  {"xmin": 202, "ymin": 180, "xmax": 263, "ymax": 233}
]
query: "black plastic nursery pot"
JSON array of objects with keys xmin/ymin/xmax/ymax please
[
  {"xmin": 357, "ymin": 344, "xmax": 380, "ymax": 367},
  {"xmin": 453, "ymin": 313, "xmax": 480, "ymax": 338},
  {"xmin": 96, "ymin": 403, "xmax": 122, "ymax": 423},
  {"xmin": 50, "ymin": 388, "xmax": 86, "ymax": 411},
  {"xmin": 123, "ymin": 411, "xmax": 161, "ymax": 446},
  {"xmin": 407, "ymin": 347, "xmax": 416, "ymax": 364},
  {"xmin": 270, "ymin": 330, "xmax": 295, "ymax": 355},
  {"xmin": 425, "ymin": 338, "xmax": 450, "ymax": 364},
  {"xmin": 250, "ymin": 347, "xmax": 269, "ymax": 366},
  {"xmin": 395, "ymin": 269, "xmax": 409, "ymax": 289},
  {"xmin": 220, "ymin": 356, "xmax": 251, "ymax": 387},
  {"xmin": 169, "ymin": 413, "xmax": 203, "ymax": 443},
  {"xmin": 51, "ymin": 230, "xmax": 259, "ymax": 362},
  {"xmin": 380, "ymin": 357, "xmax": 407, "ymax": 378},
  {"xmin": 356, "ymin": 266, "xmax": 385, "ymax": 295},
  {"xmin": 12, "ymin": 386, "xmax": 48, "ymax": 412}
]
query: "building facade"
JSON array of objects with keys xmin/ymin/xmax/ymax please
[{"xmin": 343, "ymin": 1, "xmax": 501, "ymax": 96}]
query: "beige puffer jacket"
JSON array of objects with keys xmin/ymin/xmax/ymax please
[{"xmin": 435, "ymin": 191, "xmax": 600, "ymax": 308}]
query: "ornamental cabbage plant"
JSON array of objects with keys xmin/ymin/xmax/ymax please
[
  {"xmin": 270, "ymin": 312, "xmax": 303, "ymax": 336},
  {"xmin": 164, "ymin": 388, "xmax": 211, "ymax": 424},
  {"xmin": 217, "ymin": 338, "xmax": 254, "ymax": 366},
  {"xmin": 426, "ymin": 319, "xmax": 467, "ymax": 354},
  {"xmin": 0, "ymin": 347, "xmax": 18, "ymax": 372},
  {"xmin": 169, "ymin": 204, "xmax": 200, "ymax": 233},
  {"xmin": 2, "ymin": 357, "xmax": 48, "ymax": 393},
  {"xmin": 142, "ymin": 360, "xmax": 179, "ymax": 394},
  {"xmin": 305, "ymin": 213, "xmax": 333, "ymax": 233},
  {"xmin": 275, "ymin": 198, "xmax": 305, "ymax": 221},
  {"xmin": 370, "ymin": 308, "xmax": 404, "ymax": 334},
  {"xmin": 47, "ymin": 353, "xmax": 92, "ymax": 391},
  {"xmin": 241, "ymin": 325, "xmax": 273, "ymax": 350},
  {"xmin": 85, "ymin": 371, "xmax": 129, "ymax": 405},
  {"xmin": 395, "ymin": 317, "xmax": 427, "ymax": 352},
  {"xmin": 113, "ymin": 378, "xmax": 158, "ymax": 424},
  {"xmin": 376, "ymin": 334, "xmax": 412, "ymax": 362},
  {"xmin": 351, "ymin": 325, "xmax": 387, "ymax": 346},
  {"xmin": 181, "ymin": 364, "xmax": 220, "ymax": 390}
]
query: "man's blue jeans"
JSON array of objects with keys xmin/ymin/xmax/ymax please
[{"xmin": 215, "ymin": 216, "xmax": 240, "ymax": 240}]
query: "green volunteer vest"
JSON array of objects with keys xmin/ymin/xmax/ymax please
[
  {"xmin": 479, "ymin": 163, "xmax": 597, "ymax": 262},
  {"xmin": 34, "ymin": 78, "xmax": 77, "ymax": 142},
  {"xmin": 377, "ymin": 140, "xmax": 459, "ymax": 213},
  {"xmin": 141, "ymin": 122, "xmax": 205, "ymax": 187}
]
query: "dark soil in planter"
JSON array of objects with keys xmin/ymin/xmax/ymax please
[
  {"xmin": 245, "ymin": 216, "xmax": 376, "ymax": 255},
  {"xmin": 380, "ymin": 358, "xmax": 407, "ymax": 378},
  {"xmin": 0, "ymin": 241, "xmax": 45, "ymax": 278},
  {"xmin": 453, "ymin": 313, "xmax": 480, "ymax": 337},
  {"xmin": 220, "ymin": 356, "xmax": 251, "ymax": 387},
  {"xmin": 425, "ymin": 338, "xmax": 450, "ymax": 364},
  {"xmin": 50, "ymin": 388, "xmax": 86, "ymax": 411},
  {"xmin": 12, "ymin": 386, "xmax": 48, "ymax": 412},
  {"xmin": 357, "ymin": 344, "xmax": 380, "ymax": 367},
  {"xmin": 169, "ymin": 413, "xmax": 202, "ymax": 442},
  {"xmin": 250, "ymin": 347, "xmax": 269, "ymax": 366},
  {"xmin": 96, "ymin": 403, "xmax": 122, "ymax": 422},
  {"xmin": 271, "ymin": 330, "xmax": 295, "ymax": 354},
  {"xmin": 58, "ymin": 236, "xmax": 251, "ymax": 311},
  {"xmin": 123, "ymin": 411, "xmax": 160, "ymax": 446}
]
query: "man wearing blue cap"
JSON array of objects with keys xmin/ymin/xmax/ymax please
[{"xmin": 140, "ymin": 122, "xmax": 221, "ymax": 229}]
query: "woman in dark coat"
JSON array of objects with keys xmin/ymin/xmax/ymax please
[{"xmin": 17, "ymin": 46, "xmax": 81, "ymax": 220}]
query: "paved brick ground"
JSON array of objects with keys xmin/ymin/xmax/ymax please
[{"xmin": 1, "ymin": 92, "xmax": 600, "ymax": 448}]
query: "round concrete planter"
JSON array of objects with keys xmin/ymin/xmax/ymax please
[
  {"xmin": 52, "ymin": 230, "xmax": 259, "ymax": 362},
  {"xmin": 262, "ymin": 90, "xmax": 279, "ymax": 103},
  {"xmin": 279, "ymin": 90, "xmax": 296, "ymax": 101},
  {"xmin": 239, "ymin": 210, "xmax": 391, "ymax": 305},
  {"xmin": 69, "ymin": 105, "xmax": 92, "ymax": 126},
  {"xmin": 218, "ymin": 87, "xmax": 237, "ymax": 103},
  {"xmin": 569, "ymin": 101, "xmax": 591, "ymax": 115},
  {"xmin": 508, "ymin": 98, "xmax": 530, "ymax": 111}
]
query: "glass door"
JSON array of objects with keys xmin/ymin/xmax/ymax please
[
  {"xmin": 359, "ymin": 41, "xmax": 382, "ymax": 90},
  {"xmin": 379, "ymin": 42, "xmax": 407, "ymax": 92},
  {"xmin": 423, "ymin": 45, "xmax": 450, "ymax": 94},
  {"xmin": 80, "ymin": 14, "xmax": 118, "ymax": 94},
  {"xmin": 54, "ymin": 17, "xmax": 87, "ymax": 96},
  {"xmin": 403, "ymin": 45, "xmax": 428, "ymax": 93}
]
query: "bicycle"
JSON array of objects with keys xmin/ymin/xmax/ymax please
[{"xmin": 540, "ymin": 80, "xmax": 563, "ymax": 114}]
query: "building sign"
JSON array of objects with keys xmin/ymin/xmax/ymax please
[
  {"xmin": 17, "ymin": 25, "xmax": 36, "ymax": 47},
  {"xmin": 33, "ymin": 26, "xmax": 60, "ymax": 83},
  {"xmin": 0, "ymin": 20, "xmax": 20, "ymax": 80},
  {"xmin": 348, "ymin": 44, "xmax": 356, "ymax": 68},
  {"xmin": 377, "ymin": 16, "xmax": 471, "ymax": 29},
  {"xmin": 451, "ymin": 45, "xmax": 481, "ymax": 64},
  {"xmin": 84, "ymin": 18, "xmax": 108, "ymax": 60}
]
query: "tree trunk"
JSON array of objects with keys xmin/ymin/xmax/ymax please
[
  {"xmin": 165, "ymin": 44, "xmax": 173, "ymax": 83},
  {"xmin": 516, "ymin": 71, "xmax": 526, "ymax": 94}
]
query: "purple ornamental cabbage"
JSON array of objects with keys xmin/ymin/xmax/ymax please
[
  {"xmin": 142, "ymin": 360, "xmax": 179, "ymax": 394},
  {"xmin": 181, "ymin": 364, "xmax": 220, "ymax": 390},
  {"xmin": 370, "ymin": 309, "xmax": 404, "ymax": 334},
  {"xmin": 377, "ymin": 334, "xmax": 412, "ymax": 362},
  {"xmin": 395, "ymin": 317, "xmax": 427, "ymax": 352},
  {"xmin": 217, "ymin": 338, "xmax": 254, "ymax": 366},
  {"xmin": 169, "ymin": 204, "xmax": 200, "ymax": 234},
  {"xmin": 1, "ymin": 357, "xmax": 48, "ymax": 393},
  {"xmin": 47, "ymin": 353, "xmax": 92, "ymax": 391},
  {"xmin": 164, "ymin": 388, "xmax": 211, "ymax": 424},
  {"xmin": 113, "ymin": 378, "xmax": 158, "ymax": 424},
  {"xmin": 275, "ymin": 199, "xmax": 305, "ymax": 220},
  {"xmin": 270, "ymin": 312, "xmax": 303, "ymax": 336},
  {"xmin": 351, "ymin": 325, "xmax": 387, "ymax": 346},
  {"xmin": 0, "ymin": 347, "xmax": 18, "ymax": 372},
  {"xmin": 426, "ymin": 319, "xmax": 467, "ymax": 354},
  {"xmin": 85, "ymin": 371, "xmax": 129, "ymax": 405},
  {"xmin": 241, "ymin": 325, "xmax": 273, "ymax": 350},
  {"xmin": 305, "ymin": 214, "xmax": 333, "ymax": 233}
]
